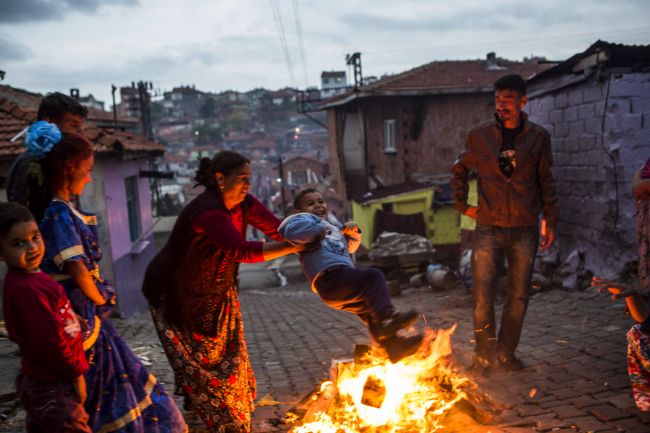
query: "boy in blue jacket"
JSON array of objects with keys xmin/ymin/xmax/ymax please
[{"xmin": 279, "ymin": 188, "xmax": 423, "ymax": 363}]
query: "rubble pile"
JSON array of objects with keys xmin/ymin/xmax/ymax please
[
  {"xmin": 533, "ymin": 246, "xmax": 593, "ymax": 291},
  {"xmin": 368, "ymin": 232, "xmax": 434, "ymax": 260}
]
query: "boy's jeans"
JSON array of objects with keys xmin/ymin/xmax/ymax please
[
  {"xmin": 314, "ymin": 266, "xmax": 394, "ymax": 325},
  {"xmin": 16, "ymin": 373, "xmax": 91, "ymax": 433},
  {"xmin": 471, "ymin": 224, "xmax": 539, "ymax": 359}
]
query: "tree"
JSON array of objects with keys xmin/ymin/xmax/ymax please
[{"xmin": 224, "ymin": 110, "xmax": 250, "ymax": 132}]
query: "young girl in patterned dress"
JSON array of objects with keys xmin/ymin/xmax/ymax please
[
  {"xmin": 27, "ymin": 130, "xmax": 186, "ymax": 432},
  {"xmin": 592, "ymin": 157, "xmax": 650, "ymax": 411}
]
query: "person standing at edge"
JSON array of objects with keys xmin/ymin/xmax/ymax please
[{"xmin": 451, "ymin": 74, "xmax": 559, "ymax": 374}]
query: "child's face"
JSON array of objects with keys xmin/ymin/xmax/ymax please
[
  {"xmin": 0, "ymin": 221, "xmax": 44, "ymax": 272},
  {"xmin": 297, "ymin": 192, "xmax": 328, "ymax": 219},
  {"xmin": 66, "ymin": 155, "xmax": 94, "ymax": 196}
]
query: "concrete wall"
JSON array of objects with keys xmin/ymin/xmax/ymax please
[{"xmin": 527, "ymin": 73, "xmax": 650, "ymax": 276}]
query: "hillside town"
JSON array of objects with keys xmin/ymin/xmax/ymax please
[{"xmin": 0, "ymin": 1, "xmax": 649, "ymax": 432}]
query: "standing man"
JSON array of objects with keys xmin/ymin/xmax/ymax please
[{"xmin": 452, "ymin": 74, "xmax": 558, "ymax": 374}]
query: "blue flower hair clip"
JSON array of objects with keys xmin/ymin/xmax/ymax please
[{"xmin": 25, "ymin": 121, "xmax": 62, "ymax": 159}]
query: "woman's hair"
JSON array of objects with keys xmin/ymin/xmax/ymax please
[
  {"xmin": 0, "ymin": 202, "xmax": 35, "ymax": 239},
  {"xmin": 194, "ymin": 150, "xmax": 250, "ymax": 191},
  {"xmin": 28, "ymin": 133, "xmax": 94, "ymax": 221},
  {"xmin": 293, "ymin": 187, "xmax": 321, "ymax": 210}
]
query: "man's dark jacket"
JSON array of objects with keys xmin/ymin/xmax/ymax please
[{"xmin": 451, "ymin": 112, "xmax": 559, "ymax": 229}]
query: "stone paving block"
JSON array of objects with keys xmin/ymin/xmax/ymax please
[
  {"xmin": 516, "ymin": 404, "xmax": 553, "ymax": 417},
  {"xmin": 612, "ymin": 416, "xmax": 650, "ymax": 433},
  {"xmin": 549, "ymin": 403, "xmax": 582, "ymax": 419},
  {"xmin": 502, "ymin": 428, "xmax": 537, "ymax": 433},
  {"xmin": 503, "ymin": 413, "xmax": 568, "ymax": 432},
  {"xmin": 548, "ymin": 385, "xmax": 589, "ymax": 400},
  {"xmin": 564, "ymin": 415, "xmax": 611, "ymax": 432},
  {"xmin": 584, "ymin": 403, "xmax": 634, "ymax": 422},
  {"xmin": 548, "ymin": 370, "xmax": 577, "ymax": 384}
]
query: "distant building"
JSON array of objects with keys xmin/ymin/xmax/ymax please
[
  {"xmin": 269, "ymin": 89, "xmax": 296, "ymax": 106},
  {"xmin": 162, "ymin": 85, "xmax": 205, "ymax": 118},
  {"xmin": 118, "ymin": 86, "xmax": 143, "ymax": 119},
  {"xmin": 321, "ymin": 71, "xmax": 347, "ymax": 99},
  {"xmin": 77, "ymin": 93, "xmax": 105, "ymax": 111}
]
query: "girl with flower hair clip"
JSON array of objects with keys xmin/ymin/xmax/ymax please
[{"xmin": 27, "ymin": 130, "xmax": 187, "ymax": 433}]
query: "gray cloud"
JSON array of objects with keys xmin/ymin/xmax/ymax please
[
  {"xmin": 340, "ymin": 3, "xmax": 592, "ymax": 34},
  {"xmin": 0, "ymin": 34, "xmax": 33, "ymax": 62},
  {"xmin": 0, "ymin": 0, "xmax": 139, "ymax": 23}
]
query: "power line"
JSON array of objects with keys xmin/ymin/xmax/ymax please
[
  {"xmin": 361, "ymin": 26, "xmax": 650, "ymax": 56},
  {"xmin": 269, "ymin": 0, "xmax": 296, "ymax": 88},
  {"xmin": 293, "ymin": 0, "xmax": 309, "ymax": 88}
]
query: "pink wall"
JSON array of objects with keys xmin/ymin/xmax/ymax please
[{"xmin": 99, "ymin": 158, "xmax": 153, "ymax": 260}]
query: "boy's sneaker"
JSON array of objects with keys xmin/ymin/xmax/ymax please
[
  {"xmin": 371, "ymin": 310, "xmax": 419, "ymax": 341},
  {"xmin": 382, "ymin": 334, "xmax": 424, "ymax": 363}
]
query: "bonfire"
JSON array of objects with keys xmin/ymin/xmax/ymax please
[{"xmin": 287, "ymin": 326, "xmax": 498, "ymax": 433}]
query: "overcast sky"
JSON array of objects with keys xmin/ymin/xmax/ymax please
[{"xmin": 1, "ymin": 0, "xmax": 649, "ymax": 105}]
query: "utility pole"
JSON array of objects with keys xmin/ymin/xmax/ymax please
[
  {"xmin": 278, "ymin": 156, "xmax": 287, "ymax": 217},
  {"xmin": 134, "ymin": 81, "xmax": 154, "ymax": 140},
  {"xmin": 111, "ymin": 85, "xmax": 118, "ymax": 129},
  {"xmin": 345, "ymin": 52, "xmax": 363, "ymax": 89}
]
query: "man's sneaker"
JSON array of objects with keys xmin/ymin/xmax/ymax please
[
  {"xmin": 370, "ymin": 310, "xmax": 419, "ymax": 341},
  {"xmin": 469, "ymin": 353, "xmax": 493, "ymax": 376},
  {"xmin": 496, "ymin": 353, "xmax": 525, "ymax": 372},
  {"xmin": 382, "ymin": 334, "xmax": 424, "ymax": 363}
]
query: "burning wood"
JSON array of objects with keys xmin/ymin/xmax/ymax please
[{"xmin": 285, "ymin": 326, "xmax": 502, "ymax": 433}]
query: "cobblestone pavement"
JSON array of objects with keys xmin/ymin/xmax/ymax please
[{"xmin": 1, "ymin": 259, "xmax": 650, "ymax": 432}]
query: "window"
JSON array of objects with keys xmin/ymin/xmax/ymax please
[
  {"xmin": 292, "ymin": 170, "xmax": 308, "ymax": 185},
  {"xmin": 384, "ymin": 119, "xmax": 396, "ymax": 153},
  {"xmin": 125, "ymin": 176, "xmax": 141, "ymax": 242}
]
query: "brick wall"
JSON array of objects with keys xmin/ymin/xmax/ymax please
[
  {"xmin": 527, "ymin": 73, "xmax": 650, "ymax": 276},
  {"xmin": 357, "ymin": 93, "xmax": 493, "ymax": 186}
]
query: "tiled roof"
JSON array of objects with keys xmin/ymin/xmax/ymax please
[
  {"xmin": 0, "ymin": 95, "xmax": 163, "ymax": 160},
  {"xmin": 319, "ymin": 56, "xmax": 554, "ymax": 109},
  {"xmin": 249, "ymin": 138, "xmax": 277, "ymax": 149},
  {"xmin": 528, "ymin": 40, "xmax": 650, "ymax": 84},
  {"xmin": 0, "ymin": 84, "xmax": 137, "ymax": 124}
]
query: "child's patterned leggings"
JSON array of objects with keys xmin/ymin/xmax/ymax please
[{"xmin": 627, "ymin": 325, "xmax": 650, "ymax": 411}]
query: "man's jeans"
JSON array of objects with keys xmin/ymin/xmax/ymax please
[{"xmin": 471, "ymin": 224, "xmax": 539, "ymax": 358}]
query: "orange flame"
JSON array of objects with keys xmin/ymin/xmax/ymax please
[{"xmin": 290, "ymin": 325, "xmax": 472, "ymax": 433}]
